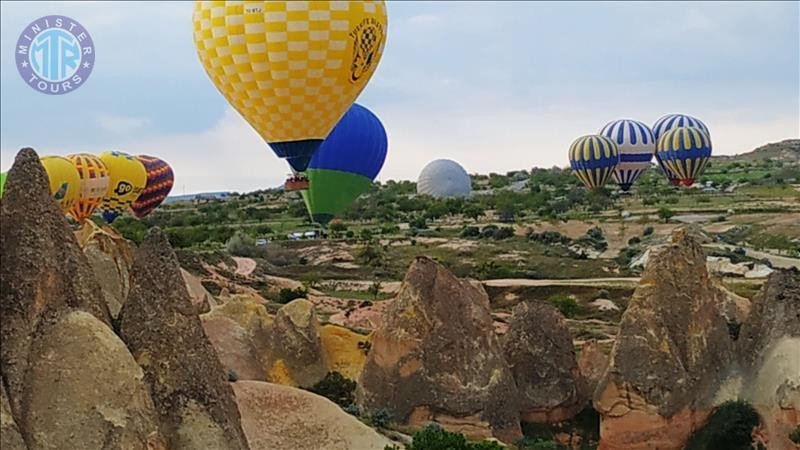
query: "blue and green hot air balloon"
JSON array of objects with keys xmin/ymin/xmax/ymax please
[
  {"xmin": 656, "ymin": 126, "xmax": 712, "ymax": 187},
  {"xmin": 301, "ymin": 104, "xmax": 388, "ymax": 226},
  {"xmin": 568, "ymin": 135, "xmax": 620, "ymax": 190}
]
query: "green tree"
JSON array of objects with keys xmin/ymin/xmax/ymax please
[{"xmin": 658, "ymin": 207, "xmax": 675, "ymax": 223}]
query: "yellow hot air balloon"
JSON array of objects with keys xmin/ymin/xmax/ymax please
[
  {"xmin": 67, "ymin": 153, "xmax": 110, "ymax": 223},
  {"xmin": 98, "ymin": 151, "xmax": 147, "ymax": 224},
  {"xmin": 192, "ymin": 1, "xmax": 388, "ymax": 174},
  {"xmin": 39, "ymin": 156, "xmax": 81, "ymax": 213}
]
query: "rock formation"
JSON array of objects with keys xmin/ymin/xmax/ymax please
[
  {"xmin": 76, "ymin": 220, "xmax": 135, "ymax": 319},
  {"xmin": 1, "ymin": 381, "xmax": 25, "ymax": 450},
  {"xmin": 119, "ymin": 228, "xmax": 249, "ymax": 450},
  {"xmin": 594, "ymin": 228, "xmax": 736, "ymax": 450},
  {"xmin": 577, "ymin": 340, "xmax": 609, "ymax": 402},
  {"xmin": 320, "ymin": 324, "xmax": 370, "ymax": 381},
  {"xmin": 202, "ymin": 314, "xmax": 265, "ymax": 381},
  {"xmin": 357, "ymin": 257, "xmax": 522, "ymax": 443},
  {"xmin": 0, "ymin": 148, "xmax": 111, "ymax": 414},
  {"xmin": 736, "ymin": 268, "xmax": 800, "ymax": 449},
  {"xmin": 266, "ymin": 299, "xmax": 328, "ymax": 387},
  {"xmin": 502, "ymin": 301, "xmax": 584, "ymax": 423},
  {"xmin": 234, "ymin": 380, "xmax": 394, "ymax": 449}
]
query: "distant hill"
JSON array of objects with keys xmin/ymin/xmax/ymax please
[
  {"xmin": 714, "ymin": 139, "xmax": 800, "ymax": 163},
  {"xmin": 165, "ymin": 192, "xmax": 232, "ymax": 203}
]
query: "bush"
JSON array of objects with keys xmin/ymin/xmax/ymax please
[
  {"xmin": 628, "ymin": 236, "xmax": 641, "ymax": 246},
  {"xmin": 480, "ymin": 225, "xmax": 499, "ymax": 239},
  {"xmin": 643, "ymin": 226, "xmax": 654, "ymax": 236},
  {"xmin": 225, "ymin": 231, "xmax": 266, "ymax": 257},
  {"xmin": 493, "ymin": 227, "xmax": 515, "ymax": 240},
  {"xmin": 386, "ymin": 424, "xmax": 505, "ymax": 450},
  {"xmin": 370, "ymin": 409, "xmax": 393, "ymax": 429},
  {"xmin": 307, "ymin": 371, "xmax": 356, "ymax": 408},
  {"xmin": 460, "ymin": 226, "xmax": 480, "ymax": 238},
  {"xmin": 686, "ymin": 400, "xmax": 760, "ymax": 450},
  {"xmin": 277, "ymin": 287, "xmax": 307, "ymax": 304},
  {"xmin": 658, "ymin": 207, "xmax": 675, "ymax": 222},
  {"xmin": 790, "ymin": 425, "xmax": 800, "ymax": 444},
  {"xmin": 549, "ymin": 293, "xmax": 580, "ymax": 318},
  {"xmin": 516, "ymin": 437, "xmax": 560, "ymax": 450},
  {"xmin": 528, "ymin": 230, "xmax": 571, "ymax": 245}
]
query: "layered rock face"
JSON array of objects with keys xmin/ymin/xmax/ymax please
[
  {"xmin": 594, "ymin": 229, "xmax": 736, "ymax": 450},
  {"xmin": 76, "ymin": 220, "xmax": 135, "ymax": 318},
  {"xmin": 502, "ymin": 301, "xmax": 584, "ymax": 423},
  {"xmin": 119, "ymin": 228, "xmax": 249, "ymax": 450},
  {"xmin": 234, "ymin": 381, "xmax": 394, "ymax": 450},
  {"xmin": 357, "ymin": 257, "xmax": 522, "ymax": 443},
  {"xmin": 736, "ymin": 269, "xmax": 800, "ymax": 449}
]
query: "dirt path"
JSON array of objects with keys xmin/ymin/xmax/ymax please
[
  {"xmin": 232, "ymin": 256, "xmax": 257, "ymax": 276},
  {"xmin": 707, "ymin": 244, "xmax": 800, "ymax": 269}
]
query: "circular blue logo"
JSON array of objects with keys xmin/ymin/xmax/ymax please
[{"xmin": 15, "ymin": 15, "xmax": 95, "ymax": 95}]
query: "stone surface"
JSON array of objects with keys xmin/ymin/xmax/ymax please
[
  {"xmin": 594, "ymin": 228, "xmax": 736, "ymax": 450},
  {"xmin": 233, "ymin": 380, "xmax": 394, "ymax": 450},
  {"xmin": 202, "ymin": 314, "xmax": 265, "ymax": 381},
  {"xmin": 266, "ymin": 299, "xmax": 328, "ymax": 387},
  {"xmin": 182, "ymin": 268, "xmax": 215, "ymax": 312},
  {"xmin": 1, "ymin": 380, "xmax": 25, "ymax": 450},
  {"xmin": 23, "ymin": 311, "xmax": 162, "ymax": 450},
  {"xmin": 578, "ymin": 340, "xmax": 609, "ymax": 402},
  {"xmin": 502, "ymin": 301, "xmax": 584, "ymax": 423},
  {"xmin": 119, "ymin": 228, "xmax": 249, "ymax": 450},
  {"xmin": 76, "ymin": 220, "xmax": 135, "ymax": 318},
  {"xmin": 357, "ymin": 257, "xmax": 522, "ymax": 443},
  {"xmin": 320, "ymin": 324, "xmax": 370, "ymax": 381},
  {"xmin": 0, "ymin": 148, "xmax": 111, "ymax": 414}
]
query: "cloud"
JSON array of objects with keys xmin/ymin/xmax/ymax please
[{"xmin": 96, "ymin": 114, "xmax": 151, "ymax": 134}]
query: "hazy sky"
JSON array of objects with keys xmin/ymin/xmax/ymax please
[{"xmin": 1, "ymin": 1, "xmax": 798, "ymax": 194}]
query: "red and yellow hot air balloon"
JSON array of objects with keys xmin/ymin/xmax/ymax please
[{"xmin": 131, "ymin": 155, "xmax": 175, "ymax": 218}]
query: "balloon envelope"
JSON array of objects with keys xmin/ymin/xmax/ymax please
[
  {"xmin": 652, "ymin": 113, "xmax": 709, "ymax": 140},
  {"xmin": 656, "ymin": 126, "xmax": 712, "ymax": 187},
  {"xmin": 131, "ymin": 155, "xmax": 175, "ymax": 219},
  {"xmin": 0, "ymin": 171, "xmax": 6, "ymax": 197},
  {"xmin": 417, "ymin": 159, "xmax": 472, "ymax": 198},
  {"xmin": 599, "ymin": 119, "xmax": 655, "ymax": 191},
  {"xmin": 40, "ymin": 156, "xmax": 82, "ymax": 213},
  {"xmin": 67, "ymin": 153, "xmax": 110, "ymax": 223},
  {"xmin": 302, "ymin": 104, "xmax": 387, "ymax": 225},
  {"xmin": 192, "ymin": 1, "xmax": 388, "ymax": 172},
  {"xmin": 98, "ymin": 151, "xmax": 147, "ymax": 224},
  {"xmin": 568, "ymin": 135, "xmax": 620, "ymax": 190}
]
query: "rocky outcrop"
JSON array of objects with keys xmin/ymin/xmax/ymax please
[
  {"xmin": 76, "ymin": 220, "xmax": 135, "ymax": 319},
  {"xmin": 266, "ymin": 299, "xmax": 328, "ymax": 388},
  {"xmin": 594, "ymin": 229, "xmax": 736, "ymax": 450},
  {"xmin": 23, "ymin": 311, "xmax": 162, "ymax": 450},
  {"xmin": 0, "ymin": 149, "xmax": 111, "ymax": 414},
  {"xmin": 577, "ymin": 340, "xmax": 609, "ymax": 402},
  {"xmin": 119, "ymin": 228, "xmax": 249, "ymax": 450},
  {"xmin": 357, "ymin": 257, "xmax": 522, "ymax": 443},
  {"xmin": 1, "ymin": 381, "xmax": 25, "ymax": 450},
  {"xmin": 182, "ymin": 268, "xmax": 215, "ymax": 312},
  {"xmin": 736, "ymin": 269, "xmax": 800, "ymax": 449},
  {"xmin": 202, "ymin": 315, "xmax": 264, "ymax": 381},
  {"xmin": 320, "ymin": 324, "xmax": 369, "ymax": 381},
  {"xmin": 502, "ymin": 301, "xmax": 584, "ymax": 423},
  {"xmin": 233, "ymin": 380, "xmax": 394, "ymax": 450}
]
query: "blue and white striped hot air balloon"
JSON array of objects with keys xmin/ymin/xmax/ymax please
[
  {"xmin": 656, "ymin": 126, "xmax": 712, "ymax": 187},
  {"xmin": 568, "ymin": 135, "xmax": 620, "ymax": 190},
  {"xmin": 652, "ymin": 114, "xmax": 710, "ymax": 185},
  {"xmin": 599, "ymin": 119, "xmax": 655, "ymax": 191}
]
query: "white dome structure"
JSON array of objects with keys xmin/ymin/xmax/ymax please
[{"xmin": 416, "ymin": 159, "xmax": 472, "ymax": 198}]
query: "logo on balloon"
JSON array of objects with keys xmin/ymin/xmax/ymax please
[
  {"xmin": 350, "ymin": 17, "xmax": 383, "ymax": 82},
  {"xmin": 114, "ymin": 181, "xmax": 133, "ymax": 196},
  {"xmin": 15, "ymin": 15, "xmax": 95, "ymax": 95}
]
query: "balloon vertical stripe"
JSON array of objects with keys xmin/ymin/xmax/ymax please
[{"xmin": 599, "ymin": 119, "xmax": 655, "ymax": 191}]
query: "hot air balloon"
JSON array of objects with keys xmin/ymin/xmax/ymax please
[
  {"xmin": 67, "ymin": 153, "xmax": 110, "ymax": 223},
  {"xmin": 568, "ymin": 135, "xmax": 620, "ymax": 190},
  {"xmin": 97, "ymin": 151, "xmax": 147, "ymax": 224},
  {"xmin": 192, "ymin": 1, "xmax": 388, "ymax": 189},
  {"xmin": 417, "ymin": 159, "xmax": 472, "ymax": 198},
  {"xmin": 40, "ymin": 156, "xmax": 82, "ymax": 213},
  {"xmin": 652, "ymin": 113, "xmax": 709, "ymax": 140},
  {"xmin": 599, "ymin": 119, "xmax": 655, "ymax": 191},
  {"xmin": 656, "ymin": 126, "xmax": 712, "ymax": 187},
  {"xmin": 301, "ymin": 104, "xmax": 387, "ymax": 225},
  {"xmin": 131, "ymin": 155, "xmax": 175, "ymax": 219}
]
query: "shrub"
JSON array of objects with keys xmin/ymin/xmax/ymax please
[
  {"xmin": 657, "ymin": 207, "xmax": 675, "ymax": 222},
  {"xmin": 790, "ymin": 425, "xmax": 800, "ymax": 444},
  {"xmin": 628, "ymin": 236, "xmax": 641, "ymax": 246},
  {"xmin": 385, "ymin": 424, "xmax": 505, "ymax": 450},
  {"xmin": 528, "ymin": 230, "xmax": 571, "ymax": 245},
  {"xmin": 460, "ymin": 226, "xmax": 480, "ymax": 238},
  {"xmin": 370, "ymin": 409, "xmax": 393, "ymax": 429},
  {"xmin": 277, "ymin": 287, "xmax": 307, "ymax": 304},
  {"xmin": 493, "ymin": 227, "xmax": 515, "ymax": 240},
  {"xmin": 516, "ymin": 437, "xmax": 560, "ymax": 450},
  {"xmin": 308, "ymin": 371, "xmax": 356, "ymax": 408},
  {"xmin": 480, "ymin": 225, "xmax": 499, "ymax": 239},
  {"xmin": 549, "ymin": 293, "xmax": 580, "ymax": 318},
  {"xmin": 686, "ymin": 400, "xmax": 760, "ymax": 450},
  {"xmin": 643, "ymin": 226, "xmax": 654, "ymax": 236},
  {"xmin": 225, "ymin": 231, "xmax": 267, "ymax": 257}
]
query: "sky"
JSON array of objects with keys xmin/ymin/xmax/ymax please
[{"xmin": 1, "ymin": 1, "xmax": 798, "ymax": 194}]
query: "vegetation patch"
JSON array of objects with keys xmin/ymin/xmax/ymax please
[{"xmin": 685, "ymin": 400, "xmax": 760, "ymax": 450}]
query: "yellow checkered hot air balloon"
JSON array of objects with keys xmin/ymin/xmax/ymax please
[
  {"xmin": 568, "ymin": 135, "xmax": 620, "ymax": 190},
  {"xmin": 192, "ymin": 1, "xmax": 388, "ymax": 179},
  {"xmin": 67, "ymin": 153, "xmax": 110, "ymax": 223},
  {"xmin": 656, "ymin": 126, "xmax": 712, "ymax": 187},
  {"xmin": 39, "ymin": 156, "xmax": 81, "ymax": 214},
  {"xmin": 98, "ymin": 151, "xmax": 147, "ymax": 224}
]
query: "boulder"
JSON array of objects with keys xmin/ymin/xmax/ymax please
[
  {"xmin": 265, "ymin": 299, "xmax": 328, "ymax": 388},
  {"xmin": 23, "ymin": 311, "xmax": 162, "ymax": 450},
  {"xmin": 0, "ymin": 148, "xmax": 111, "ymax": 414},
  {"xmin": 736, "ymin": 269, "xmax": 800, "ymax": 449},
  {"xmin": 594, "ymin": 228, "xmax": 736, "ymax": 450},
  {"xmin": 233, "ymin": 380, "xmax": 394, "ymax": 450},
  {"xmin": 357, "ymin": 257, "xmax": 522, "ymax": 443},
  {"xmin": 578, "ymin": 340, "xmax": 609, "ymax": 402},
  {"xmin": 76, "ymin": 220, "xmax": 135, "ymax": 318},
  {"xmin": 202, "ymin": 314, "xmax": 265, "ymax": 381},
  {"xmin": 1, "ymin": 381, "xmax": 25, "ymax": 450},
  {"xmin": 502, "ymin": 301, "xmax": 584, "ymax": 423},
  {"xmin": 119, "ymin": 228, "xmax": 249, "ymax": 450}
]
